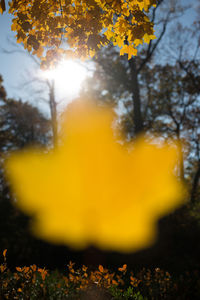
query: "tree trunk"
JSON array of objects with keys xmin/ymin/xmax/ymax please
[
  {"xmin": 190, "ymin": 161, "xmax": 200, "ymax": 204},
  {"xmin": 49, "ymin": 80, "xmax": 58, "ymax": 147},
  {"xmin": 129, "ymin": 58, "xmax": 144, "ymax": 135},
  {"xmin": 175, "ymin": 126, "xmax": 185, "ymax": 181}
]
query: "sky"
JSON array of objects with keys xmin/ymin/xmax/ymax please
[{"xmin": 0, "ymin": 0, "xmax": 197, "ymax": 115}]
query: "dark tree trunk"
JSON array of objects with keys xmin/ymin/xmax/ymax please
[
  {"xmin": 49, "ymin": 80, "xmax": 58, "ymax": 147},
  {"xmin": 175, "ymin": 127, "xmax": 185, "ymax": 181},
  {"xmin": 129, "ymin": 58, "xmax": 144, "ymax": 135},
  {"xmin": 190, "ymin": 161, "xmax": 200, "ymax": 204}
]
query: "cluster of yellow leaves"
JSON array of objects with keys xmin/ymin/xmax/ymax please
[
  {"xmin": 14, "ymin": 265, "xmax": 48, "ymax": 282},
  {"xmin": 65, "ymin": 261, "xmax": 128, "ymax": 290},
  {"xmin": 1, "ymin": 0, "xmax": 157, "ymax": 65},
  {"xmin": 136, "ymin": 268, "xmax": 172, "ymax": 296},
  {"xmin": 0, "ymin": 249, "xmax": 128, "ymax": 293},
  {"xmin": 5, "ymin": 99, "xmax": 185, "ymax": 252},
  {"xmin": 0, "ymin": 249, "xmax": 185, "ymax": 299},
  {"xmin": 0, "ymin": 249, "xmax": 7, "ymax": 273},
  {"xmin": 61, "ymin": 261, "xmax": 172, "ymax": 295}
]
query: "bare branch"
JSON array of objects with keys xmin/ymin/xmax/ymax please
[{"xmin": 138, "ymin": 10, "xmax": 171, "ymax": 73}]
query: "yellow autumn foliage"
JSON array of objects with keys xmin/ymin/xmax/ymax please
[
  {"xmin": 2, "ymin": 0, "xmax": 157, "ymax": 65},
  {"xmin": 5, "ymin": 99, "xmax": 185, "ymax": 252}
]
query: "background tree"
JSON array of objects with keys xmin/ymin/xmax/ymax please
[
  {"xmin": 0, "ymin": 75, "xmax": 7, "ymax": 100},
  {"xmin": 0, "ymin": 98, "xmax": 50, "ymax": 150},
  {"xmin": 82, "ymin": 0, "xmax": 186, "ymax": 134},
  {"xmin": 156, "ymin": 23, "xmax": 200, "ymax": 205},
  {"xmin": 0, "ymin": 75, "xmax": 58, "ymax": 268},
  {"xmin": 78, "ymin": 2, "xmax": 200, "ymax": 271},
  {"xmin": 1, "ymin": 41, "xmax": 59, "ymax": 147},
  {"xmin": 82, "ymin": 24, "xmax": 200, "ymax": 201}
]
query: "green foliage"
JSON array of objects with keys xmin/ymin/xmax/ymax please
[{"xmin": 110, "ymin": 286, "xmax": 147, "ymax": 300}]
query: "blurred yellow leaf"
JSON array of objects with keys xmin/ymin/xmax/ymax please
[{"xmin": 5, "ymin": 99, "xmax": 185, "ymax": 252}]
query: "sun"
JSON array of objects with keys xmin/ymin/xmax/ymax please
[{"xmin": 41, "ymin": 59, "xmax": 88, "ymax": 98}]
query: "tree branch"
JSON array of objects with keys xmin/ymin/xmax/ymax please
[{"xmin": 138, "ymin": 10, "xmax": 171, "ymax": 73}]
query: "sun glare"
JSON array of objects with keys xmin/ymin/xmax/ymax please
[{"xmin": 41, "ymin": 60, "xmax": 88, "ymax": 98}]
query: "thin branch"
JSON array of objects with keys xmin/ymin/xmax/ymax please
[{"xmin": 138, "ymin": 11, "xmax": 171, "ymax": 73}]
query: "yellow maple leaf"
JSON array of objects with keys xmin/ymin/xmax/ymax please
[
  {"xmin": 104, "ymin": 28, "xmax": 114, "ymax": 40},
  {"xmin": 0, "ymin": 0, "xmax": 5, "ymax": 14},
  {"xmin": 113, "ymin": 36, "xmax": 124, "ymax": 48},
  {"xmin": 5, "ymin": 99, "xmax": 185, "ymax": 252},
  {"xmin": 120, "ymin": 44, "xmax": 137, "ymax": 60},
  {"xmin": 143, "ymin": 33, "xmax": 156, "ymax": 44},
  {"xmin": 34, "ymin": 46, "xmax": 44, "ymax": 58},
  {"xmin": 89, "ymin": 49, "xmax": 96, "ymax": 58},
  {"xmin": 134, "ymin": 39, "xmax": 143, "ymax": 47}
]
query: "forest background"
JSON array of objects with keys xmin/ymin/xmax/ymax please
[{"xmin": 0, "ymin": 0, "xmax": 200, "ymax": 277}]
